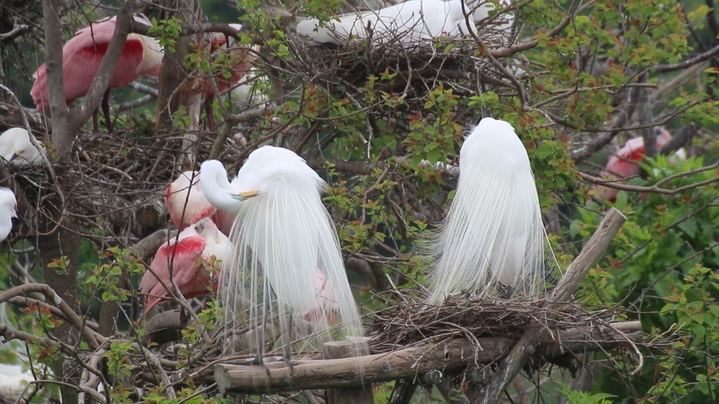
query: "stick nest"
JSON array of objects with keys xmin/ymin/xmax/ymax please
[{"xmin": 367, "ymin": 295, "xmax": 614, "ymax": 354}]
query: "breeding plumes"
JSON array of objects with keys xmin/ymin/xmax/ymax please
[
  {"xmin": 199, "ymin": 147, "xmax": 364, "ymax": 359},
  {"xmin": 592, "ymin": 128, "xmax": 687, "ymax": 202},
  {"xmin": 31, "ymin": 15, "xmax": 163, "ymax": 127},
  {"xmin": 166, "ymin": 171, "xmax": 234, "ymax": 234},
  {"xmin": 427, "ymin": 118, "xmax": 557, "ymax": 304},
  {"xmin": 141, "ymin": 218, "xmax": 230, "ymax": 315},
  {"xmin": 0, "ymin": 128, "xmax": 46, "ymax": 166},
  {"xmin": 296, "ymin": 0, "xmax": 478, "ymax": 47},
  {"xmin": 0, "ymin": 188, "xmax": 17, "ymax": 243}
]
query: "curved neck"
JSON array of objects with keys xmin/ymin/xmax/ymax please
[{"xmin": 200, "ymin": 162, "xmax": 242, "ymax": 214}]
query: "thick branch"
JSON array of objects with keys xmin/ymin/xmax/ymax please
[{"xmin": 215, "ymin": 320, "xmax": 640, "ymax": 394}]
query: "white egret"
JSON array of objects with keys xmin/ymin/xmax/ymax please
[
  {"xmin": 426, "ymin": 118, "xmax": 558, "ymax": 303},
  {"xmin": 200, "ymin": 146, "xmax": 365, "ymax": 361},
  {"xmin": 0, "ymin": 188, "xmax": 17, "ymax": 242},
  {"xmin": 0, "ymin": 128, "xmax": 46, "ymax": 166},
  {"xmin": 295, "ymin": 0, "xmax": 478, "ymax": 47}
]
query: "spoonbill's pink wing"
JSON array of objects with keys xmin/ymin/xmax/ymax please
[{"xmin": 141, "ymin": 235, "xmax": 208, "ymax": 314}]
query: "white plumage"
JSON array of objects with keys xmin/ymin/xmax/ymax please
[
  {"xmin": 427, "ymin": 118, "xmax": 557, "ymax": 304},
  {"xmin": 200, "ymin": 146, "xmax": 364, "ymax": 358},
  {"xmin": 0, "ymin": 128, "xmax": 46, "ymax": 166},
  {"xmin": 296, "ymin": 0, "xmax": 478, "ymax": 46},
  {"xmin": 0, "ymin": 188, "xmax": 17, "ymax": 243}
]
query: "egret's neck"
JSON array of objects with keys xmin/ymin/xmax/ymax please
[{"xmin": 201, "ymin": 166, "xmax": 243, "ymax": 214}]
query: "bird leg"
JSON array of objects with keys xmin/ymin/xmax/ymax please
[
  {"xmin": 253, "ymin": 287, "xmax": 271, "ymax": 374},
  {"xmin": 101, "ymin": 90, "xmax": 114, "ymax": 133},
  {"xmin": 282, "ymin": 314, "xmax": 294, "ymax": 370},
  {"xmin": 205, "ymin": 95, "xmax": 215, "ymax": 129}
]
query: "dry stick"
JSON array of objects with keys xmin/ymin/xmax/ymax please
[{"xmin": 475, "ymin": 208, "xmax": 627, "ymax": 404}]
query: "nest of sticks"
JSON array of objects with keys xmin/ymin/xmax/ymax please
[{"xmin": 367, "ymin": 294, "xmax": 620, "ymax": 355}]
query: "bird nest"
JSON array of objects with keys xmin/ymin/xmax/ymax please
[
  {"xmin": 283, "ymin": 22, "xmax": 522, "ymax": 103},
  {"xmin": 3, "ymin": 114, "xmax": 253, "ymax": 244},
  {"xmin": 367, "ymin": 295, "xmax": 618, "ymax": 355}
]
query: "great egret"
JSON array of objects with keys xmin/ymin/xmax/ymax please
[
  {"xmin": 427, "ymin": 117, "xmax": 557, "ymax": 303},
  {"xmin": 0, "ymin": 128, "xmax": 46, "ymax": 166},
  {"xmin": 31, "ymin": 15, "xmax": 163, "ymax": 127},
  {"xmin": 592, "ymin": 128, "xmax": 687, "ymax": 202},
  {"xmin": 199, "ymin": 146, "xmax": 365, "ymax": 360},
  {"xmin": 295, "ymin": 0, "xmax": 478, "ymax": 47},
  {"xmin": 166, "ymin": 171, "xmax": 234, "ymax": 235},
  {"xmin": 141, "ymin": 218, "xmax": 230, "ymax": 315},
  {"xmin": 0, "ymin": 188, "xmax": 17, "ymax": 243}
]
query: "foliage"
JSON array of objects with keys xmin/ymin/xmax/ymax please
[{"xmin": 1, "ymin": 0, "xmax": 719, "ymax": 401}]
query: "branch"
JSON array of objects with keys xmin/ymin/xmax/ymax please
[
  {"xmin": 570, "ymin": 84, "xmax": 643, "ymax": 161},
  {"xmin": 214, "ymin": 320, "xmax": 641, "ymax": 394},
  {"xmin": 476, "ymin": 208, "xmax": 627, "ymax": 403},
  {"xmin": 580, "ymin": 161, "xmax": 719, "ymax": 196},
  {"xmin": 69, "ymin": 1, "xmax": 139, "ymax": 136},
  {"xmin": 0, "ymin": 283, "xmax": 106, "ymax": 349},
  {"xmin": 0, "ymin": 24, "xmax": 29, "ymax": 42},
  {"xmin": 654, "ymin": 42, "xmax": 719, "ymax": 72}
]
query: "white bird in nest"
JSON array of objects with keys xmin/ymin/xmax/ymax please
[
  {"xmin": 426, "ymin": 117, "xmax": 559, "ymax": 304},
  {"xmin": 296, "ymin": 0, "xmax": 478, "ymax": 47},
  {"xmin": 0, "ymin": 128, "xmax": 46, "ymax": 166},
  {"xmin": 0, "ymin": 188, "xmax": 17, "ymax": 243},
  {"xmin": 200, "ymin": 146, "xmax": 365, "ymax": 362}
]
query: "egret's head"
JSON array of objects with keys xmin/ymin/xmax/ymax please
[{"xmin": 235, "ymin": 145, "xmax": 325, "ymax": 199}]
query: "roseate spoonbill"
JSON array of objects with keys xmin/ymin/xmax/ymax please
[
  {"xmin": 141, "ymin": 218, "xmax": 230, "ymax": 315},
  {"xmin": 194, "ymin": 25, "xmax": 259, "ymax": 128},
  {"xmin": 426, "ymin": 118, "xmax": 558, "ymax": 303},
  {"xmin": 0, "ymin": 128, "xmax": 46, "ymax": 166},
  {"xmin": 295, "ymin": 0, "xmax": 478, "ymax": 47},
  {"xmin": 31, "ymin": 14, "xmax": 163, "ymax": 130},
  {"xmin": 592, "ymin": 128, "xmax": 687, "ymax": 202},
  {"xmin": 166, "ymin": 171, "xmax": 234, "ymax": 234},
  {"xmin": 199, "ymin": 147, "xmax": 365, "ymax": 360},
  {"xmin": 0, "ymin": 188, "xmax": 17, "ymax": 243}
]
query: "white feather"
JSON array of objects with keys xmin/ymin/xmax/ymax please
[
  {"xmin": 0, "ymin": 128, "xmax": 46, "ymax": 167},
  {"xmin": 0, "ymin": 188, "xmax": 17, "ymax": 243},
  {"xmin": 427, "ymin": 118, "xmax": 558, "ymax": 304},
  {"xmin": 296, "ymin": 0, "xmax": 477, "ymax": 46},
  {"xmin": 200, "ymin": 147, "xmax": 365, "ymax": 356}
]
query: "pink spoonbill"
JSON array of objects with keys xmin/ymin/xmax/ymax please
[
  {"xmin": 31, "ymin": 14, "xmax": 163, "ymax": 130},
  {"xmin": 141, "ymin": 218, "xmax": 230, "ymax": 315},
  {"xmin": 592, "ymin": 128, "xmax": 687, "ymax": 202}
]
